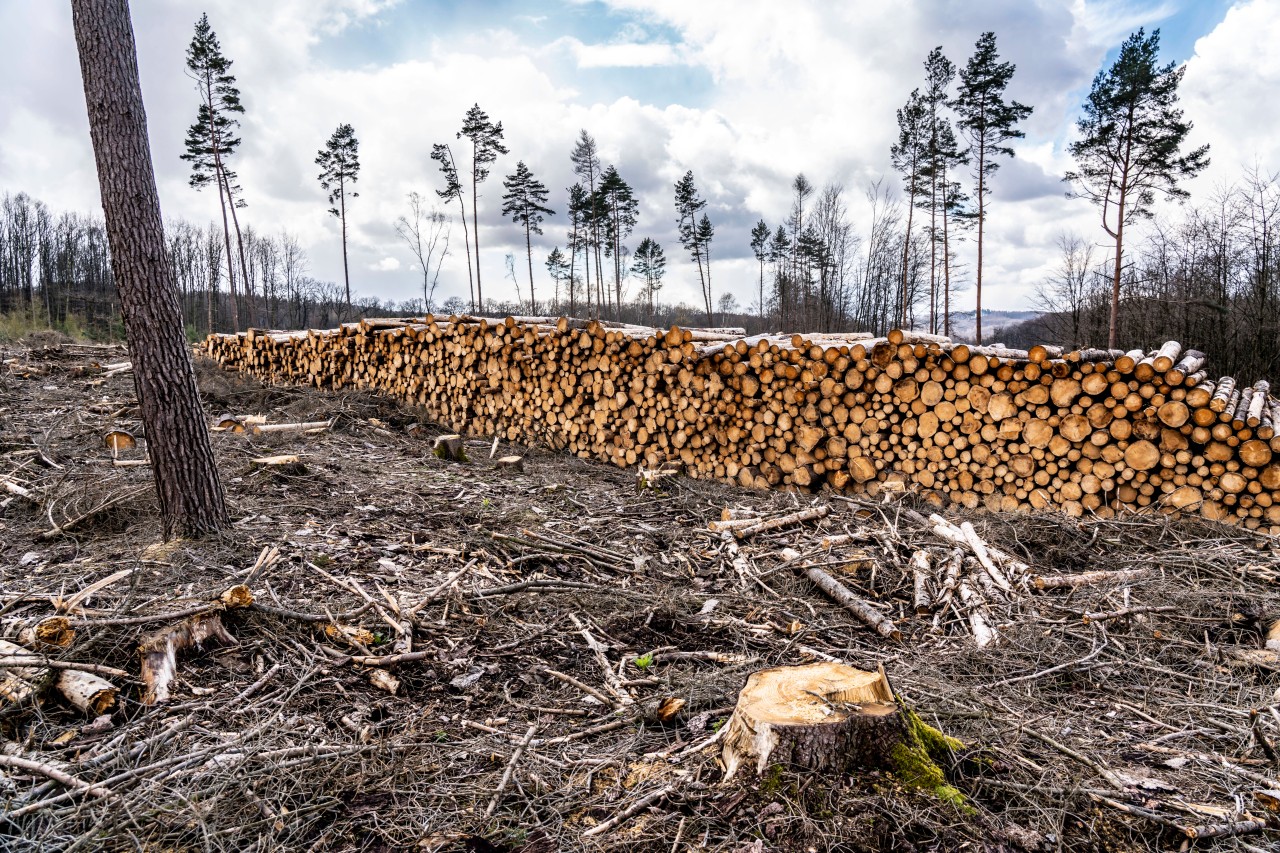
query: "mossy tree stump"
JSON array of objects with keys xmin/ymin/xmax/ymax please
[
  {"xmin": 721, "ymin": 662, "xmax": 966, "ymax": 806},
  {"xmin": 432, "ymin": 434, "xmax": 468, "ymax": 462}
]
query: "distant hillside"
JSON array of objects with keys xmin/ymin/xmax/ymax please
[{"xmin": 943, "ymin": 310, "xmax": 1043, "ymax": 343}]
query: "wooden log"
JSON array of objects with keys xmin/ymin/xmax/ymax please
[
  {"xmin": 251, "ymin": 419, "xmax": 333, "ymax": 435},
  {"xmin": 3, "ymin": 616, "xmax": 75, "ymax": 651},
  {"xmin": 733, "ymin": 505, "xmax": 830, "ymax": 539},
  {"xmin": 794, "ymin": 558, "xmax": 900, "ymax": 640},
  {"xmin": 1151, "ymin": 341, "xmax": 1183, "ymax": 373},
  {"xmin": 912, "ymin": 550, "xmax": 934, "ymax": 615},
  {"xmin": 0, "ymin": 638, "xmax": 47, "ymax": 709}
]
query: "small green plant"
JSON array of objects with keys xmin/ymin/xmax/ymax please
[
  {"xmin": 433, "ymin": 730, "xmax": 449, "ymax": 743},
  {"xmin": 633, "ymin": 652, "xmax": 655, "ymax": 670},
  {"xmin": 711, "ymin": 717, "xmax": 727, "ymax": 732},
  {"xmin": 480, "ymin": 497, "xmax": 493, "ymax": 510},
  {"xmin": 312, "ymin": 553, "xmax": 332, "ymax": 568}
]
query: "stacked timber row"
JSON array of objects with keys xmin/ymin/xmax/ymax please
[{"xmin": 202, "ymin": 316, "xmax": 1280, "ymax": 532}]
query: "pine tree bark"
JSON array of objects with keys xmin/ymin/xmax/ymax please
[
  {"xmin": 72, "ymin": 0, "xmax": 230, "ymax": 539},
  {"xmin": 337, "ymin": 177, "xmax": 351, "ymax": 312}
]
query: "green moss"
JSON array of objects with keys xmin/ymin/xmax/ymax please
[
  {"xmin": 759, "ymin": 763, "xmax": 787, "ymax": 797},
  {"xmin": 887, "ymin": 705, "xmax": 974, "ymax": 814}
]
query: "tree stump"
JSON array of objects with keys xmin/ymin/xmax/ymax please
[
  {"xmin": 722, "ymin": 662, "xmax": 897, "ymax": 779},
  {"xmin": 721, "ymin": 662, "xmax": 967, "ymax": 807},
  {"xmin": 495, "ymin": 455, "xmax": 524, "ymax": 473},
  {"xmin": 433, "ymin": 434, "xmax": 469, "ymax": 463}
]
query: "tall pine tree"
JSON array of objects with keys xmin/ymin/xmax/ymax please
[
  {"xmin": 315, "ymin": 123, "xmax": 360, "ymax": 310},
  {"xmin": 595, "ymin": 165, "xmax": 639, "ymax": 319},
  {"xmin": 501, "ymin": 161, "xmax": 555, "ymax": 313},
  {"xmin": 72, "ymin": 0, "xmax": 230, "ymax": 537},
  {"xmin": 565, "ymin": 183, "xmax": 589, "ymax": 318},
  {"xmin": 891, "ymin": 88, "xmax": 929, "ymax": 329},
  {"xmin": 458, "ymin": 104, "xmax": 508, "ymax": 311},
  {"xmin": 953, "ymin": 31, "xmax": 1032, "ymax": 344},
  {"xmin": 674, "ymin": 171, "xmax": 713, "ymax": 326},
  {"xmin": 769, "ymin": 224, "xmax": 791, "ymax": 326},
  {"xmin": 750, "ymin": 219, "xmax": 770, "ymax": 319},
  {"xmin": 181, "ymin": 13, "xmax": 249, "ymax": 331},
  {"xmin": 631, "ymin": 237, "xmax": 666, "ymax": 324},
  {"xmin": 431, "ymin": 143, "xmax": 474, "ymax": 310},
  {"xmin": 921, "ymin": 47, "xmax": 957, "ymax": 334},
  {"xmin": 1065, "ymin": 28, "xmax": 1209, "ymax": 348},
  {"xmin": 570, "ymin": 131, "xmax": 603, "ymax": 315}
]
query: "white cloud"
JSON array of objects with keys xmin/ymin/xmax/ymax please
[
  {"xmin": 1180, "ymin": 0, "xmax": 1280, "ymax": 185},
  {"xmin": 0, "ymin": 0, "xmax": 1269, "ymax": 320},
  {"xmin": 564, "ymin": 38, "xmax": 683, "ymax": 68}
]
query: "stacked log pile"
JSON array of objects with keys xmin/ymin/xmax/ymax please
[{"xmin": 202, "ymin": 316, "xmax": 1280, "ymax": 532}]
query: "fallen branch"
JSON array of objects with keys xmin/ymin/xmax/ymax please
[
  {"xmin": 251, "ymin": 419, "xmax": 334, "ymax": 435},
  {"xmin": 1032, "ymin": 568, "xmax": 1152, "ymax": 591},
  {"xmin": 782, "ymin": 547, "xmax": 900, "ymax": 640},
  {"xmin": 38, "ymin": 486, "xmax": 150, "ymax": 541},
  {"xmin": 732, "ymin": 505, "xmax": 830, "ymax": 539},
  {"xmin": 582, "ymin": 783, "xmax": 677, "ymax": 838},
  {"xmin": 484, "ymin": 723, "xmax": 538, "ymax": 817},
  {"xmin": 0, "ymin": 753, "xmax": 114, "ymax": 801}
]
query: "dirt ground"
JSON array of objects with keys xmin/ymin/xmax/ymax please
[{"xmin": 3, "ymin": 337, "xmax": 1280, "ymax": 852}]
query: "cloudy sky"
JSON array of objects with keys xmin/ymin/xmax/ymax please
[{"xmin": 2, "ymin": 0, "xmax": 1277, "ymax": 316}]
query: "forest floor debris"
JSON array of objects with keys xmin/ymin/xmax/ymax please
[{"xmin": 2, "ymin": 340, "xmax": 1280, "ymax": 851}]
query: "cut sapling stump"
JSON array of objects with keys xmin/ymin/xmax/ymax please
[
  {"xmin": 494, "ymin": 455, "xmax": 524, "ymax": 474},
  {"xmin": 721, "ymin": 662, "xmax": 967, "ymax": 807},
  {"xmin": 138, "ymin": 612, "xmax": 237, "ymax": 704},
  {"xmin": 432, "ymin": 434, "xmax": 469, "ymax": 463}
]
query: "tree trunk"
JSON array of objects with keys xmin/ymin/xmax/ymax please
[
  {"xmin": 1110, "ymin": 189, "xmax": 1127, "ymax": 351},
  {"xmin": 470, "ymin": 149, "xmax": 482, "ymax": 312},
  {"xmin": 524, "ymin": 217, "xmax": 535, "ymax": 314},
  {"xmin": 929, "ymin": 166, "xmax": 937, "ymax": 334},
  {"xmin": 900, "ymin": 174, "xmax": 916, "ymax": 330},
  {"xmin": 71, "ymin": 0, "xmax": 230, "ymax": 538},
  {"xmin": 942, "ymin": 169, "xmax": 952, "ymax": 338},
  {"xmin": 224, "ymin": 177, "xmax": 252, "ymax": 326},
  {"xmin": 212, "ymin": 148, "xmax": 238, "ymax": 333},
  {"xmin": 339, "ymin": 181, "xmax": 351, "ymax": 312},
  {"xmin": 975, "ymin": 144, "xmax": 985, "ymax": 345},
  {"xmin": 204, "ymin": 69, "xmax": 239, "ymax": 334},
  {"xmin": 455, "ymin": 192, "xmax": 474, "ymax": 312}
]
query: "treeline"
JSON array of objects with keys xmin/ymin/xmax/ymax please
[
  {"xmin": 0, "ymin": 190, "xmax": 364, "ymax": 338},
  {"xmin": 991, "ymin": 167, "xmax": 1280, "ymax": 384},
  {"xmin": 0, "ymin": 188, "xmax": 785, "ymax": 339}
]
